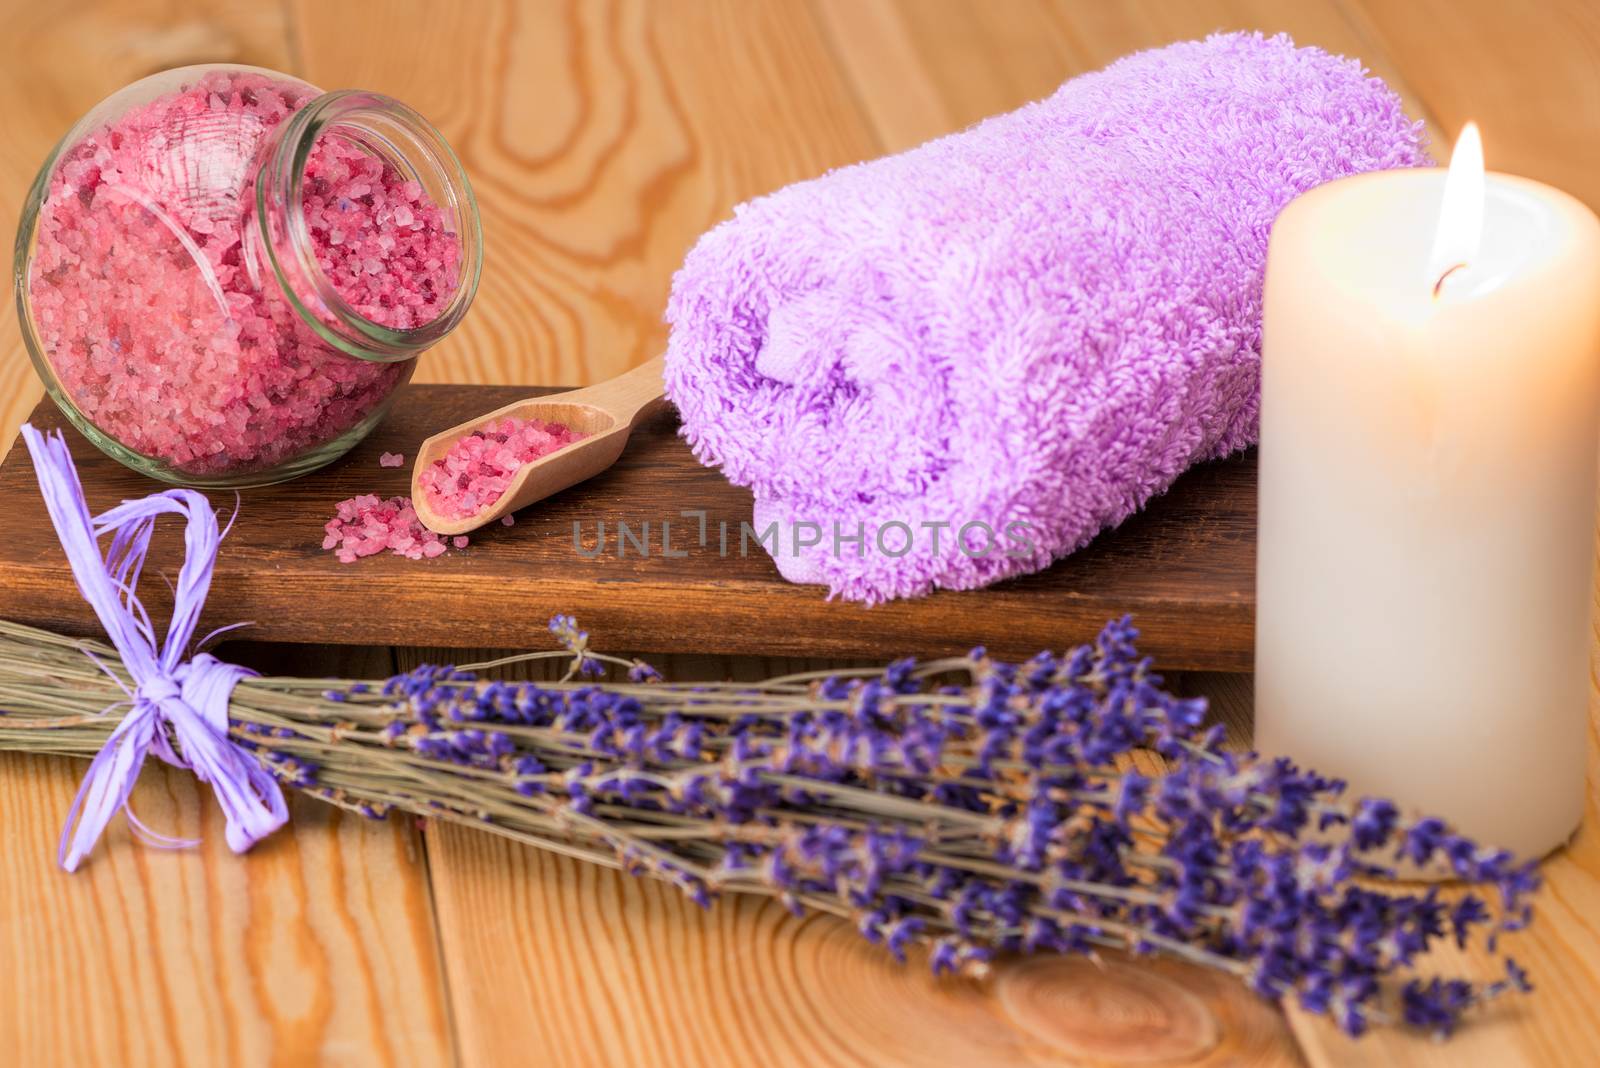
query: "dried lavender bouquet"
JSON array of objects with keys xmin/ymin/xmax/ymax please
[{"xmin": 0, "ymin": 614, "xmax": 1535, "ymax": 1038}]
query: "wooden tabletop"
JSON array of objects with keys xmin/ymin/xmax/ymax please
[
  {"xmin": 0, "ymin": 389, "xmax": 1260, "ymax": 669},
  {"xmin": 1, "ymin": 2, "xmax": 1598, "ymax": 1066}
]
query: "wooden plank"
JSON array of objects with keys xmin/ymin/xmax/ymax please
[
  {"xmin": 399, "ymin": 647, "xmax": 1302, "ymax": 1068},
  {"xmin": 0, "ymin": 386, "xmax": 1258, "ymax": 670},
  {"xmin": 424, "ymin": 825, "xmax": 1303, "ymax": 1068},
  {"xmin": 0, "ymin": 642, "xmax": 454, "ymax": 1068}
]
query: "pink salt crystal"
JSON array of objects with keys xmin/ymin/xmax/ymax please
[
  {"xmin": 322, "ymin": 494, "xmax": 458, "ymax": 562},
  {"xmin": 452, "ymin": 536, "xmax": 469, "ymax": 549},
  {"xmin": 501, "ymin": 515, "xmax": 516, "ymax": 527},
  {"xmin": 379, "ymin": 452, "xmax": 405, "ymax": 468},
  {"xmin": 27, "ymin": 70, "xmax": 462, "ymax": 478},
  {"xmin": 417, "ymin": 416, "xmax": 586, "ymax": 520}
]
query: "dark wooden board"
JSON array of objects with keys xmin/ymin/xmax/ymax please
[{"xmin": 0, "ymin": 386, "xmax": 1258, "ymax": 669}]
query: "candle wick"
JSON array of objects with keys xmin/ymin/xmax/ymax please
[{"xmin": 1432, "ymin": 262, "xmax": 1468, "ymax": 299}]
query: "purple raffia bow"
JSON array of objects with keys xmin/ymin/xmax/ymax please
[{"xmin": 22, "ymin": 425, "xmax": 287, "ymax": 871}]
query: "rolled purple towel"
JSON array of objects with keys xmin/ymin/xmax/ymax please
[{"xmin": 665, "ymin": 33, "xmax": 1427, "ymax": 602}]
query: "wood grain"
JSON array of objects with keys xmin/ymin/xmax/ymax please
[
  {"xmin": 0, "ymin": 386, "xmax": 1257, "ymax": 669},
  {"xmin": 426, "ymin": 834, "xmax": 1306, "ymax": 1068},
  {"xmin": 0, "ymin": 645, "xmax": 452, "ymax": 1068}
]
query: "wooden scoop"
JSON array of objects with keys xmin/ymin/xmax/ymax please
[{"xmin": 411, "ymin": 355, "xmax": 668, "ymax": 535}]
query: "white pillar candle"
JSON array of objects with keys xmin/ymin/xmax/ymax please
[{"xmin": 1254, "ymin": 125, "xmax": 1600, "ymax": 858}]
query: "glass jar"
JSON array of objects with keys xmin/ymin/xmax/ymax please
[{"xmin": 13, "ymin": 64, "xmax": 482, "ymax": 486}]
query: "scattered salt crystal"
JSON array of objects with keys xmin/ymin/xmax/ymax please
[
  {"xmin": 379, "ymin": 451, "xmax": 405, "ymax": 468},
  {"xmin": 452, "ymin": 535, "xmax": 469, "ymax": 548},
  {"xmin": 321, "ymin": 494, "xmax": 459, "ymax": 562},
  {"xmin": 418, "ymin": 416, "xmax": 586, "ymax": 520}
]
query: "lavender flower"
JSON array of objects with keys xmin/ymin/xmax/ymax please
[{"xmin": 547, "ymin": 614, "xmax": 605, "ymax": 679}]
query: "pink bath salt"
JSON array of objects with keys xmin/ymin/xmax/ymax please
[
  {"xmin": 452, "ymin": 535, "xmax": 469, "ymax": 549},
  {"xmin": 301, "ymin": 149, "xmax": 460, "ymax": 331},
  {"xmin": 379, "ymin": 452, "xmax": 405, "ymax": 468},
  {"xmin": 322, "ymin": 493, "xmax": 456, "ymax": 562},
  {"xmin": 417, "ymin": 416, "xmax": 586, "ymax": 520},
  {"xmin": 27, "ymin": 69, "xmax": 462, "ymax": 478},
  {"xmin": 501, "ymin": 515, "xmax": 516, "ymax": 527}
]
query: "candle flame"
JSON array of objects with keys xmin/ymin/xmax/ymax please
[{"xmin": 1427, "ymin": 122, "xmax": 1485, "ymax": 296}]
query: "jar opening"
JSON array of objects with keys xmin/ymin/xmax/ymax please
[{"xmin": 257, "ymin": 90, "xmax": 483, "ymax": 362}]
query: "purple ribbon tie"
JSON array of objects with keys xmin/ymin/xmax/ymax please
[{"xmin": 22, "ymin": 425, "xmax": 287, "ymax": 871}]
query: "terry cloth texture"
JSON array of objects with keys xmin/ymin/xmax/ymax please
[{"xmin": 665, "ymin": 33, "xmax": 1428, "ymax": 602}]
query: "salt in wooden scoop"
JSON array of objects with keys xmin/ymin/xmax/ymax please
[{"xmin": 412, "ymin": 355, "xmax": 668, "ymax": 536}]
